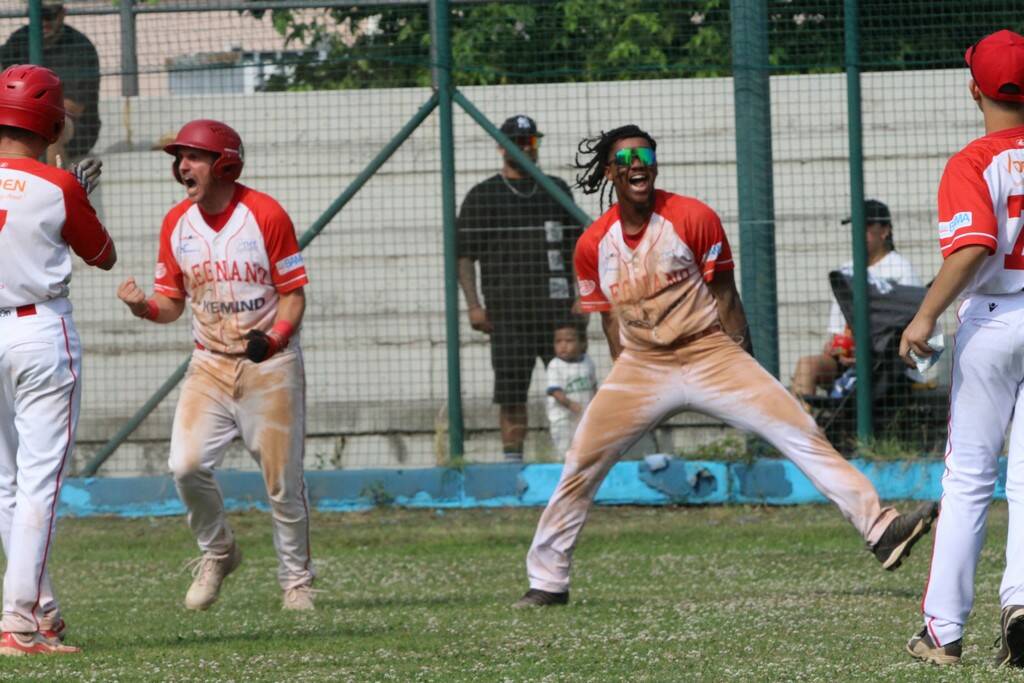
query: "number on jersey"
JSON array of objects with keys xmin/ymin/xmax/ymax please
[{"xmin": 1004, "ymin": 195, "xmax": 1024, "ymax": 270}]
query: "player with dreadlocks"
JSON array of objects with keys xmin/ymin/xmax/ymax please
[{"xmin": 513, "ymin": 124, "xmax": 938, "ymax": 607}]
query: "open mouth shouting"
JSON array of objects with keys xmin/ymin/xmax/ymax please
[{"xmin": 627, "ymin": 168, "xmax": 652, "ymax": 196}]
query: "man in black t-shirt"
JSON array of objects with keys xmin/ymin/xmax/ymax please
[
  {"xmin": 457, "ymin": 115, "xmax": 583, "ymax": 462},
  {"xmin": 1, "ymin": 1, "xmax": 100, "ymax": 163}
]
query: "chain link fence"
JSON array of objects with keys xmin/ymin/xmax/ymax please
[{"xmin": 3, "ymin": 1, "xmax": 1018, "ymax": 474}]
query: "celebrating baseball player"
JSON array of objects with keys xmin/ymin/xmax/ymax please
[
  {"xmin": 902, "ymin": 30, "xmax": 1024, "ymax": 667},
  {"xmin": 514, "ymin": 124, "xmax": 938, "ymax": 608},
  {"xmin": 117, "ymin": 119, "xmax": 315, "ymax": 611},
  {"xmin": 0, "ymin": 64, "xmax": 115, "ymax": 655}
]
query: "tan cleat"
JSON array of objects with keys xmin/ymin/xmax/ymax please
[
  {"xmin": 994, "ymin": 604, "xmax": 1024, "ymax": 667},
  {"xmin": 0, "ymin": 631, "xmax": 79, "ymax": 656},
  {"xmin": 872, "ymin": 502, "xmax": 939, "ymax": 570},
  {"xmin": 282, "ymin": 585, "xmax": 316, "ymax": 611},
  {"xmin": 184, "ymin": 543, "xmax": 242, "ymax": 611},
  {"xmin": 907, "ymin": 627, "xmax": 961, "ymax": 665}
]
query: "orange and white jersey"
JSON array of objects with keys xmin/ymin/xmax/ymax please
[
  {"xmin": 575, "ymin": 190, "xmax": 733, "ymax": 351},
  {"xmin": 153, "ymin": 184, "xmax": 308, "ymax": 354},
  {"xmin": 937, "ymin": 124, "xmax": 1024, "ymax": 295},
  {"xmin": 0, "ymin": 158, "xmax": 112, "ymax": 308}
]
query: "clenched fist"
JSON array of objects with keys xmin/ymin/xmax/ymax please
[{"xmin": 117, "ymin": 277, "xmax": 151, "ymax": 318}]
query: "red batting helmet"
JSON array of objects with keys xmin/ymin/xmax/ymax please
[
  {"xmin": 0, "ymin": 65, "xmax": 65, "ymax": 144},
  {"xmin": 163, "ymin": 119, "xmax": 244, "ymax": 183}
]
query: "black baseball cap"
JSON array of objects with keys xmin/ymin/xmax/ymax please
[
  {"xmin": 500, "ymin": 115, "xmax": 543, "ymax": 138},
  {"xmin": 841, "ymin": 199, "xmax": 891, "ymax": 225}
]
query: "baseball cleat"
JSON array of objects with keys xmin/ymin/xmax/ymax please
[
  {"xmin": 994, "ymin": 604, "xmax": 1024, "ymax": 667},
  {"xmin": 184, "ymin": 542, "xmax": 242, "ymax": 611},
  {"xmin": 907, "ymin": 627, "xmax": 961, "ymax": 665},
  {"xmin": 0, "ymin": 631, "xmax": 79, "ymax": 656},
  {"xmin": 872, "ymin": 501, "xmax": 939, "ymax": 570},
  {"xmin": 39, "ymin": 617, "xmax": 66, "ymax": 643},
  {"xmin": 282, "ymin": 585, "xmax": 316, "ymax": 611},
  {"xmin": 512, "ymin": 588, "xmax": 569, "ymax": 608}
]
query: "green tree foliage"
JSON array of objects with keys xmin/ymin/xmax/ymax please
[{"xmin": 249, "ymin": 0, "xmax": 1024, "ymax": 92}]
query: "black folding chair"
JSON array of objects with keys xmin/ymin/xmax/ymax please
[{"xmin": 804, "ymin": 271, "xmax": 945, "ymax": 454}]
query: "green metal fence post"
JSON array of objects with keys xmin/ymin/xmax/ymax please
[
  {"xmin": 27, "ymin": 0, "xmax": 42, "ymax": 65},
  {"xmin": 730, "ymin": 0, "xmax": 779, "ymax": 377},
  {"xmin": 844, "ymin": 0, "xmax": 873, "ymax": 441},
  {"xmin": 430, "ymin": 0, "xmax": 465, "ymax": 461}
]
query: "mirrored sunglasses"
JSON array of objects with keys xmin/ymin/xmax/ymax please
[
  {"xmin": 613, "ymin": 147, "xmax": 656, "ymax": 167},
  {"xmin": 513, "ymin": 135, "xmax": 540, "ymax": 150}
]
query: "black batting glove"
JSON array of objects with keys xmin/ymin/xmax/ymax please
[{"xmin": 244, "ymin": 329, "xmax": 275, "ymax": 363}]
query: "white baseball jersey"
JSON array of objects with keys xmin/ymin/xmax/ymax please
[
  {"xmin": 153, "ymin": 184, "xmax": 308, "ymax": 354},
  {"xmin": 574, "ymin": 190, "xmax": 733, "ymax": 351},
  {"xmin": 0, "ymin": 158, "xmax": 112, "ymax": 307},
  {"xmin": 0, "ymin": 157, "xmax": 111, "ymax": 634},
  {"xmin": 545, "ymin": 354, "xmax": 598, "ymax": 425},
  {"xmin": 937, "ymin": 127, "xmax": 1024, "ymax": 295}
]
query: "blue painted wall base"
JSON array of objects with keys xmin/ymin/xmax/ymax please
[{"xmin": 58, "ymin": 457, "xmax": 968, "ymax": 518}]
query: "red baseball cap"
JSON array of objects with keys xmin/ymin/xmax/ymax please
[{"xmin": 965, "ymin": 30, "xmax": 1024, "ymax": 103}]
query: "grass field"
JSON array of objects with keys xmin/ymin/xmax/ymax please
[{"xmin": 4, "ymin": 503, "xmax": 1024, "ymax": 681}]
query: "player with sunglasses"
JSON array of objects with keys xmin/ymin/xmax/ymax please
[{"xmin": 514, "ymin": 123, "xmax": 938, "ymax": 607}]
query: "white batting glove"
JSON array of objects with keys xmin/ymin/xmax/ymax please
[{"xmin": 70, "ymin": 157, "xmax": 102, "ymax": 195}]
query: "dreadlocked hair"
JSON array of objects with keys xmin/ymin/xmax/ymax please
[{"xmin": 574, "ymin": 124, "xmax": 657, "ymax": 211}]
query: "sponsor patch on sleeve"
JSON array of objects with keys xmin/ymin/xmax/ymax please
[
  {"xmin": 938, "ymin": 211, "xmax": 972, "ymax": 238},
  {"xmin": 578, "ymin": 279, "xmax": 597, "ymax": 296},
  {"xmin": 275, "ymin": 252, "xmax": 305, "ymax": 275},
  {"xmin": 703, "ymin": 242, "xmax": 722, "ymax": 263},
  {"xmin": 155, "ymin": 262, "xmax": 167, "ymax": 279}
]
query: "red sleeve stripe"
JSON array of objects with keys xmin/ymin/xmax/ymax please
[
  {"xmin": 276, "ymin": 273, "xmax": 308, "ymax": 291},
  {"xmin": 81, "ymin": 233, "xmax": 113, "ymax": 265},
  {"xmin": 939, "ymin": 232, "xmax": 998, "ymax": 256},
  {"xmin": 153, "ymin": 283, "xmax": 185, "ymax": 298},
  {"xmin": 580, "ymin": 300, "xmax": 612, "ymax": 312}
]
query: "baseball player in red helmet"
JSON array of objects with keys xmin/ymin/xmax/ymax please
[
  {"xmin": 513, "ymin": 124, "xmax": 938, "ymax": 609},
  {"xmin": 117, "ymin": 119, "xmax": 315, "ymax": 611},
  {"xmin": 0, "ymin": 64, "xmax": 115, "ymax": 656}
]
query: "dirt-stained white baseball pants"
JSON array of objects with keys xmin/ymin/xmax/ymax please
[
  {"xmin": 526, "ymin": 330, "xmax": 897, "ymax": 592},
  {"xmin": 169, "ymin": 347, "xmax": 314, "ymax": 590},
  {"xmin": 921, "ymin": 294, "xmax": 1024, "ymax": 646},
  {"xmin": 0, "ymin": 299, "xmax": 80, "ymax": 633}
]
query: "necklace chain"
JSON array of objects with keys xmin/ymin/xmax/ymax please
[{"xmin": 500, "ymin": 174, "xmax": 538, "ymax": 199}]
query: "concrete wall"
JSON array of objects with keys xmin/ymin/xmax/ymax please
[{"xmin": 68, "ymin": 68, "xmax": 976, "ymax": 474}]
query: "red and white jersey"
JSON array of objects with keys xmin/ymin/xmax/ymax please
[
  {"xmin": 153, "ymin": 184, "xmax": 308, "ymax": 354},
  {"xmin": 0, "ymin": 158, "xmax": 111, "ymax": 308},
  {"xmin": 937, "ymin": 124, "xmax": 1024, "ymax": 295},
  {"xmin": 575, "ymin": 190, "xmax": 734, "ymax": 351}
]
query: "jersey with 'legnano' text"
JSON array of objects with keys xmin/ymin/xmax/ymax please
[
  {"xmin": 0, "ymin": 157, "xmax": 111, "ymax": 308},
  {"xmin": 574, "ymin": 190, "xmax": 733, "ymax": 351},
  {"xmin": 153, "ymin": 184, "xmax": 308, "ymax": 354},
  {"xmin": 937, "ymin": 124, "xmax": 1024, "ymax": 295}
]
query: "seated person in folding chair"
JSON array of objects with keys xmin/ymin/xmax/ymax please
[{"xmin": 791, "ymin": 199, "xmax": 921, "ymax": 398}]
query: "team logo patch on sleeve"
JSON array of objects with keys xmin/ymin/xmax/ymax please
[
  {"xmin": 938, "ymin": 211, "xmax": 972, "ymax": 238},
  {"xmin": 578, "ymin": 279, "xmax": 597, "ymax": 296},
  {"xmin": 155, "ymin": 262, "xmax": 167, "ymax": 279},
  {"xmin": 275, "ymin": 253, "xmax": 305, "ymax": 275}
]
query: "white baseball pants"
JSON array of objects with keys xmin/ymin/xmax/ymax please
[
  {"xmin": 526, "ymin": 331, "xmax": 897, "ymax": 593},
  {"xmin": 169, "ymin": 347, "xmax": 314, "ymax": 590},
  {"xmin": 0, "ymin": 299, "xmax": 79, "ymax": 633},
  {"xmin": 922, "ymin": 294, "xmax": 1024, "ymax": 646}
]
